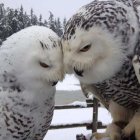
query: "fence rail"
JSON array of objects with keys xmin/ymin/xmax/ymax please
[
  {"xmin": 55, "ymin": 103, "xmax": 94, "ymax": 110},
  {"xmin": 50, "ymin": 98, "xmax": 106, "ymax": 132},
  {"xmin": 50, "ymin": 98, "xmax": 136, "ymax": 140},
  {"xmin": 54, "ymin": 99, "xmax": 100, "ymax": 110},
  {"xmin": 49, "ymin": 98, "xmax": 107, "ymax": 140},
  {"xmin": 49, "ymin": 121, "xmax": 106, "ymax": 130}
]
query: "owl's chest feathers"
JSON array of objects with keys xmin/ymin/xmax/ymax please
[
  {"xmin": 14, "ymin": 86, "xmax": 54, "ymax": 110},
  {"xmin": 2, "ymin": 98, "xmax": 53, "ymax": 138},
  {"xmin": 0, "ymin": 85, "xmax": 55, "ymax": 139},
  {"xmin": 95, "ymin": 58, "xmax": 140, "ymax": 108},
  {"xmin": 1, "ymin": 80, "xmax": 55, "ymax": 116}
]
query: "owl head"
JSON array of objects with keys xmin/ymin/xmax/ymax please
[
  {"xmin": 61, "ymin": 3, "xmax": 133, "ymax": 84},
  {"xmin": 0, "ymin": 26, "xmax": 64, "ymax": 88},
  {"xmin": 62, "ymin": 27, "xmax": 125, "ymax": 84}
]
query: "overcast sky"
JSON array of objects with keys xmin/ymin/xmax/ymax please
[{"xmin": 1, "ymin": 0, "xmax": 92, "ymax": 20}]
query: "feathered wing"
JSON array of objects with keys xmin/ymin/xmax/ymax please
[
  {"xmin": 80, "ymin": 83, "xmax": 109, "ymax": 109},
  {"xmin": 133, "ymin": 0, "xmax": 140, "ymax": 82},
  {"xmin": 133, "ymin": 40, "xmax": 140, "ymax": 83}
]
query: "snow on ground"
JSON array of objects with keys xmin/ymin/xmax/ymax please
[
  {"xmin": 44, "ymin": 107, "xmax": 112, "ymax": 140},
  {"xmin": 69, "ymin": 101, "xmax": 87, "ymax": 107},
  {"xmin": 45, "ymin": 75, "xmax": 112, "ymax": 140},
  {"xmin": 45, "ymin": 128, "xmax": 91, "ymax": 140},
  {"xmin": 56, "ymin": 75, "xmax": 81, "ymax": 91}
]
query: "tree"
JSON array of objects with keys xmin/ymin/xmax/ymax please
[
  {"xmin": 0, "ymin": 3, "xmax": 65, "ymax": 44},
  {"xmin": 48, "ymin": 11, "xmax": 56, "ymax": 32},
  {"xmin": 10, "ymin": 9, "xmax": 20, "ymax": 33},
  {"xmin": 0, "ymin": 3, "xmax": 4, "ymax": 20},
  {"xmin": 55, "ymin": 18, "xmax": 63, "ymax": 36},
  {"xmin": 30, "ymin": 8, "xmax": 33, "ymax": 24},
  {"xmin": 30, "ymin": 8, "xmax": 38, "ymax": 25},
  {"xmin": 18, "ymin": 5, "xmax": 24, "ymax": 29},
  {"xmin": 39, "ymin": 14, "xmax": 44, "ymax": 26},
  {"xmin": 1, "ymin": 8, "xmax": 13, "ymax": 39},
  {"xmin": 44, "ymin": 20, "xmax": 48, "ymax": 27},
  {"xmin": 63, "ymin": 17, "xmax": 67, "ymax": 30}
]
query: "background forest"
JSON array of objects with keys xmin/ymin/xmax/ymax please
[{"xmin": 0, "ymin": 3, "xmax": 67, "ymax": 45}]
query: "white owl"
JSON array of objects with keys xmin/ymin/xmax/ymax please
[
  {"xmin": 0, "ymin": 26, "xmax": 64, "ymax": 140},
  {"xmin": 62, "ymin": 0, "xmax": 140, "ymax": 140}
]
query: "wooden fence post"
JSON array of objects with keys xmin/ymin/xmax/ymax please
[
  {"xmin": 76, "ymin": 98, "xmax": 99, "ymax": 140},
  {"xmin": 92, "ymin": 98, "xmax": 98, "ymax": 133}
]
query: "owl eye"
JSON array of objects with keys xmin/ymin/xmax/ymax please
[
  {"xmin": 80, "ymin": 44, "xmax": 91, "ymax": 52},
  {"xmin": 39, "ymin": 61, "xmax": 49, "ymax": 68}
]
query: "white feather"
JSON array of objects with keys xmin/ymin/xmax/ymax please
[{"xmin": 0, "ymin": 26, "xmax": 64, "ymax": 139}]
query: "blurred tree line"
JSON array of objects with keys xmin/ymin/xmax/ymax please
[{"xmin": 0, "ymin": 3, "xmax": 67, "ymax": 45}]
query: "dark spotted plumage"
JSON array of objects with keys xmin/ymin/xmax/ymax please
[
  {"xmin": 62, "ymin": 0, "xmax": 140, "ymax": 139},
  {"xmin": 95, "ymin": 57, "xmax": 140, "ymax": 110},
  {"xmin": 63, "ymin": 0, "xmax": 137, "ymax": 45},
  {"xmin": 62, "ymin": 0, "xmax": 140, "ymax": 110},
  {"xmin": 0, "ymin": 74, "xmax": 54, "ymax": 140},
  {"xmin": 63, "ymin": 0, "xmax": 140, "ymax": 53}
]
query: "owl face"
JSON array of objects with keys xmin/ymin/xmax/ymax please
[
  {"xmin": 23, "ymin": 39, "xmax": 64, "ymax": 87},
  {"xmin": 1, "ymin": 26, "xmax": 64, "ymax": 87},
  {"xmin": 62, "ymin": 27, "xmax": 125, "ymax": 84},
  {"xmin": 19, "ymin": 38, "xmax": 64, "ymax": 88}
]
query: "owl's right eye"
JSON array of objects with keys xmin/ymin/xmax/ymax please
[
  {"xmin": 80, "ymin": 44, "xmax": 91, "ymax": 52},
  {"xmin": 39, "ymin": 61, "xmax": 49, "ymax": 68}
]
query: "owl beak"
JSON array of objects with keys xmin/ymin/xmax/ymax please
[
  {"xmin": 74, "ymin": 67, "xmax": 83, "ymax": 77},
  {"xmin": 52, "ymin": 81, "xmax": 58, "ymax": 86}
]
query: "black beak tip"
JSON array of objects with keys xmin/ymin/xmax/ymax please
[
  {"xmin": 52, "ymin": 81, "xmax": 58, "ymax": 86},
  {"xmin": 74, "ymin": 67, "xmax": 83, "ymax": 77}
]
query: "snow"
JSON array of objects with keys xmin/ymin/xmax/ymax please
[
  {"xmin": 69, "ymin": 101, "xmax": 87, "ymax": 107},
  {"xmin": 44, "ymin": 107, "xmax": 112, "ymax": 140},
  {"xmin": 56, "ymin": 74, "xmax": 81, "ymax": 91},
  {"xmin": 45, "ymin": 128, "xmax": 91, "ymax": 140},
  {"xmin": 45, "ymin": 75, "xmax": 112, "ymax": 140}
]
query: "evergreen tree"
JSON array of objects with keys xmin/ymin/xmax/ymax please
[
  {"xmin": 0, "ymin": 3, "xmax": 65, "ymax": 45},
  {"xmin": 48, "ymin": 11, "xmax": 56, "ymax": 32},
  {"xmin": 0, "ymin": 3, "xmax": 5, "ymax": 44},
  {"xmin": 39, "ymin": 14, "xmax": 44, "ymax": 26},
  {"xmin": 23, "ymin": 12, "xmax": 31, "ymax": 27},
  {"xmin": 30, "ymin": 8, "xmax": 38, "ymax": 25},
  {"xmin": 63, "ymin": 17, "xmax": 67, "ymax": 30},
  {"xmin": 44, "ymin": 20, "xmax": 48, "ymax": 27},
  {"xmin": 30, "ymin": 8, "xmax": 33, "ymax": 24},
  {"xmin": 0, "ymin": 3, "xmax": 4, "ymax": 20},
  {"xmin": 10, "ymin": 9, "xmax": 20, "ymax": 33},
  {"xmin": 63, "ymin": 18, "xmax": 67, "ymax": 29},
  {"xmin": 55, "ymin": 18, "xmax": 63, "ymax": 36},
  {"xmin": 32, "ymin": 15, "xmax": 38, "ymax": 25},
  {"xmin": 18, "ymin": 5, "xmax": 24, "ymax": 29},
  {"xmin": 1, "ymin": 8, "xmax": 13, "ymax": 40}
]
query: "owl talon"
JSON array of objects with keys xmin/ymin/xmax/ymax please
[
  {"xmin": 91, "ymin": 132, "xmax": 108, "ymax": 140},
  {"xmin": 91, "ymin": 132, "xmax": 100, "ymax": 140},
  {"xmin": 121, "ymin": 130, "xmax": 132, "ymax": 140},
  {"xmin": 121, "ymin": 131, "xmax": 127, "ymax": 139}
]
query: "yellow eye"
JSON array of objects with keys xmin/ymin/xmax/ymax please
[
  {"xmin": 39, "ymin": 61, "xmax": 49, "ymax": 68},
  {"xmin": 80, "ymin": 44, "xmax": 91, "ymax": 52}
]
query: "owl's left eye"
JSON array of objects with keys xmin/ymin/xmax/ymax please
[
  {"xmin": 39, "ymin": 61, "xmax": 49, "ymax": 68},
  {"xmin": 80, "ymin": 44, "xmax": 91, "ymax": 52}
]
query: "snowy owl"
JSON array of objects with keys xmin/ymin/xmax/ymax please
[
  {"xmin": 0, "ymin": 26, "xmax": 64, "ymax": 140},
  {"xmin": 62, "ymin": 0, "xmax": 140, "ymax": 140}
]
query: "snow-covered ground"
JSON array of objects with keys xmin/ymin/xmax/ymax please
[
  {"xmin": 44, "ymin": 75, "xmax": 112, "ymax": 140},
  {"xmin": 44, "ymin": 106, "xmax": 112, "ymax": 140},
  {"xmin": 56, "ymin": 74, "xmax": 81, "ymax": 91}
]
